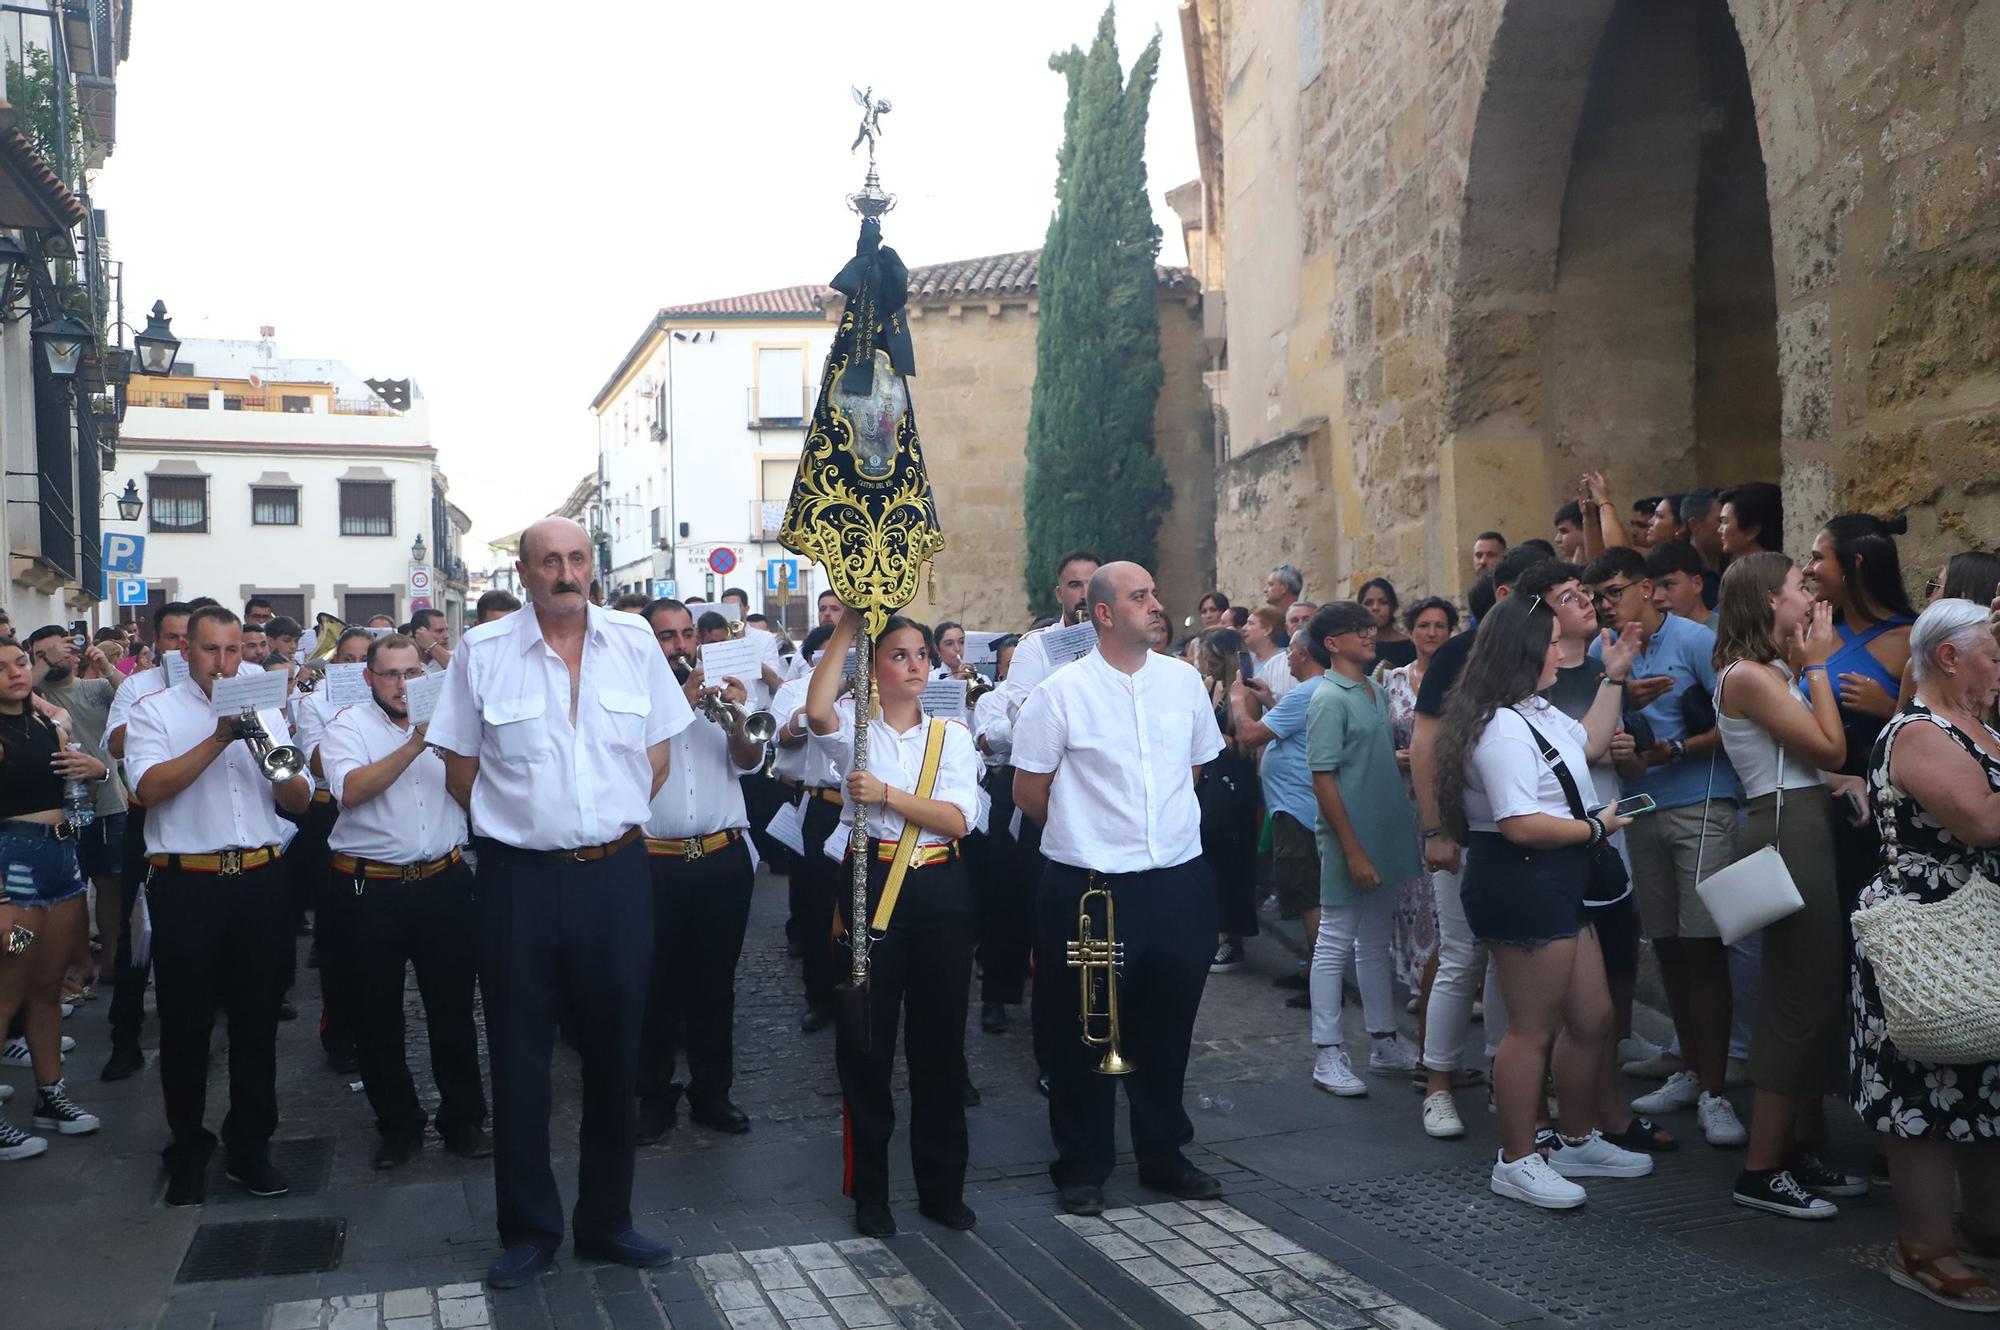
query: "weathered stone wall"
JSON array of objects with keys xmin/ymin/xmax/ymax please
[
  {"xmin": 908, "ymin": 289, "xmax": 1212, "ymax": 632},
  {"xmin": 1202, "ymin": 0, "xmax": 2000, "ymax": 604}
]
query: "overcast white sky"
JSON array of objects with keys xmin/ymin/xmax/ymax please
[{"xmin": 93, "ymin": 1, "xmax": 1197, "ymax": 553}]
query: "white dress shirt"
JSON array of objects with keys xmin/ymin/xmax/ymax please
[
  {"xmin": 427, "ymin": 603, "xmax": 694, "ymax": 852},
  {"xmin": 973, "ymin": 688, "xmax": 1013, "ymax": 769},
  {"xmin": 125, "ymin": 677, "xmax": 300, "ymax": 856},
  {"xmin": 808, "ymin": 700, "xmax": 981, "ymax": 862},
  {"xmin": 1011, "ymin": 649, "xmax": 1225, "ymax": 874},
  {"xmin": 644, "ymin": 708, "xmax": 760, "ymax": 839},
  {"xmin": 1257, "ymin": 648, "xmax": 1296, "ymax": 700},
  {"xmin": 293, "ymin": 690, "xmax": 344, "ymax": 791},
  {"xmin": 320, "ymin": 701, "xmax": 468, "ymax": 863},
  {"xmin": 107, "ymin": 664, "xmax": 172, "ymax": 744},
  {"xmin": 769, "ymin": 675, "xmax": 839, "ymax": 786}
]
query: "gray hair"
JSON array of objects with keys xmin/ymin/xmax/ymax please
[
  {"xmin": 1910, "ymin": 597, "xmax": 1993, "ymax": 685},
  {"xmin": 1293, "ymin": 599, "xmax": 1319, "ymax": 613},
  {"xmin": 1270, "ymin": 563, "xmax": 1304, "ymax": 596}
]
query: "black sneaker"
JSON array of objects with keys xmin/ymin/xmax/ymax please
[
  {"xmin": 1786, "ymin": 1148, "xmax": 1868, "ymax": 1198},
  {"xmin": 1732, "ymin": 1168, "xmax": 1837, "ymax": 1220},
  {"xmin": 0, "ymin": 1112, "xmax": 47, "ymax": 1162},
  {"xmin": 31, "ymin": 1080, "xmax": 100, "ymax": 1135},
  {"xmin": 1209, "ymin": 941, "xmax": 1244, "ymax": 974},
  {"xmin": 225, "ymin": 1155, "xmax": 290, "ymax": 1198}
]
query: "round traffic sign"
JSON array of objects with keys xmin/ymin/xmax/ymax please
[
  {"xmin": 410, "ymin": 596, "xmax": 432, "ymax": 612},
  {"xmin": 409, "ymin": 567, "xmax": 432, "ymax": 592},
  {"xmin": 708, "ymin": 547, "xmax": 738, "ymax": 575}
]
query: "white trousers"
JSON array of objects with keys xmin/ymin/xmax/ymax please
[
  {"xmin": 1420, "ymin": 866, "xmax": 1508, "ymax": 1071},
  {"xmin": 1309, "ymin": 887, "xmax": 1399, "ymax": 1048}
]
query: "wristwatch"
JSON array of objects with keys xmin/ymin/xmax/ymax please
[{"xmin": 1668, "ymin": 738, "xmax": 1688, "ymax": 763}]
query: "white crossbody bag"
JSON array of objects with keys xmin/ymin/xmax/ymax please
[{"xmin": 1693, "ymin": 662, "xmax": 1805, "ymax": 946}]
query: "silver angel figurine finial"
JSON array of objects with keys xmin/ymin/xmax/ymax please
[{"xmin": 851, "ymin": 86, "xmax": 892, "ymax": 165}]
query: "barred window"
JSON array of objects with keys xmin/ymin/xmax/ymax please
[
  {"xmin": 147, "ymin": 476, "xmax": 207, "ymax": 533},
  {"xmin": 251, "ymin": 486, "xmax": 299, "ymax": 525},
  {"xmin": 338, "ymin": 480, "xmax": 394, "ymax": 536}
]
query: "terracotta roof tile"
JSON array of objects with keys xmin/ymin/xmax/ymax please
[
  {"xmin": 658, "ymin": 284, "xmax": 832, "ymax": 318},
  {"xmin": 0, "ymin": 127, "xmax": 88, "ymax": 229},
  {"xmin": 904, "ymin": 248, "xmax": 1195, "ymax": 302}
]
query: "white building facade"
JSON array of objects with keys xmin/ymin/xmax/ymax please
[
  {"xmin": 104, "ymin": 336, "xmax": 468, "ymax": 633},
  {"xmin": 591, "ymin": 287, "xmax": 836, "ymax": 632}
]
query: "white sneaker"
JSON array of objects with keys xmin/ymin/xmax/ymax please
[
  {"xmin": 1546, "ymin": 1130, "xmax": 1655, "ymax": 1178},
  {"xmin": 1621, "ymin": 1048, "xmax": 1685, "ymax": 1079},
  {"xmin": 1697, "ymin": 1092, "xmax": 1748, "ymax": 1147},
  {"xmin": 1368, "ymin": 1036, "xmax": 1419, "ymax": 1074},
  {"xmin": 1615, "ymin": 1034, "xmax": 1662, "ymax": 1065},
  {"xmin": 1490, "ymin": 1150, "xmax": 1587, "ymax": 1210},
  {"xmin": 1725, "ymin": 1057, "xmax": 1751, "ymax": 1089},
  {"xmin": 1630, "ymin": 1069, "xmax": 1702, "ymax": 1114},
  {"xmin": 0, "ymin": 1036, "xmax": 69, "ymax": 1068},
  {"xmin": 1421, "ymin": 1091, "xmax": 1465, "ymax": 1139},
  {"xmin": 0, "ymin": 1084, "xmax": 11, "ymax": 1102},
  {"xmin": 1313, "ymin": 1046, "xmax": 1368, "ymax": 1097}
]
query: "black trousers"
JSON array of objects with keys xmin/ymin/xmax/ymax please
[
  {"xmin": 344, "ymin": 858, "xmax": 486, "ymax": 1142},
  {"xmin": 108, "ymin": 804, "xmax": 149, "ymax": 1047},
  {"xmin": 639, "ymin": 836, "xmax": 753, "ymax": 1106},
  {"xmin": 286, "ymin": 797, "xmax": 337, "ymax": 1001},
  {"xmin": 796, "ymin": 794, "xmax": 845, "ymax": 1009},
  {"xmin": 741, "ymin": 772, "xmax": 791, "ymax": 874},
  {"xmin": 149, "ymin": 857, "xmax": 292, "ymax": 1167},
  {"xmin": 835, "ymin": 848, "xmax": 973, "ymax": 1208},
  {"xmin": 973, "ymin": 766, "xmax": 1034, "ymax": 1005},
  {"xmin": 476, "ymin": 837, "xmax": 652, "ymax": 1254},
  {"xmin": 1033, "ymin": 858, "xmax": 1216, "ymax": 1188},
  {"xmin": 313, "ymin": 823, "xmax": 366, "ymax": 1059}
]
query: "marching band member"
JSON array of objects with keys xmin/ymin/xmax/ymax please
[
  {"xmin": 316, "ymin": 634, "xmax": 487, "ymax": 1171},
  {"xmin": 294, "ymin": 626, "xmax": 373, "ymax": 1070},
  {"xmin": 932, "ymin": 622, "xmax": 967, "ymax": 681},
  {"xmin": 806, "ymin": 606, "xmax": 982, "ymax": 1238},
  {"xmin": 427, "ymin": 517, "xmax": 691, "ymax": 1289},
  {"xmin": 771, "ymin": 624, "xmax": 842, "ymax": 1031},
  {"xmin": 126, "ymin": 607, "xmax": 312, "ymax": 1207},
  {"xmin": 1012, "ymin": 562, "xmax": 1227, "ymax": 1216},
  {"xmin": 971, "ymin": 636, "xmax": 1029, "ymax": 1035},
  {"xmin": 101, "ymin": 600, "xmax": 193, "ymax": 1081},
  {"xmin": 635, "ymin": 599, "xmax": 764, "ymax": 1142},
  {"xmin": 982, "ymin": 551, "xmax": 1101, "ymax": 735},
  {"xmin": 409, "ymin": 607, "xmax": 454, "ymax": 675}
]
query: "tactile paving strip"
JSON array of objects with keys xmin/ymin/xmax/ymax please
[
  {"xmin": 1322, "ymin": 1166, "xmax": 1781, "ymax": 1323},
  {"xmin": 176, "ymin": 1217, "xmax": 346, "ymax": 1283},
  {"xmin": 1595, "ymin": 1285, "xmax": 1859, "ymax": 1330}
]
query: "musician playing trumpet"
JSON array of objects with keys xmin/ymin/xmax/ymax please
[
  {"xmin": 1011, "ymin": 562, "xmax": 1227, "ymax": 1218},
  {"xmin": 805, "ymin": 606, "xmax": 982, "ymax": 1240},
  {"xmin": 125, "ymin": 606, "xmax": 312, "ymax": 1207},
  {"xmin": 634, "ymin": 599, "xmax": 765, "ymax": 1142}
]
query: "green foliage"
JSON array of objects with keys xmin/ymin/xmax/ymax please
[
  {"xmin": 4, "ymin": 44, "xmax": 90, "ymax": 181},
  {"xmin": 1022, "ymin": 5, "xmax": 1170, "ymax": 616}
]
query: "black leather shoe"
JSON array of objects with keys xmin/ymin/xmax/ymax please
[
  {"xmin": 486, "ymin": 1243, "xmax": 555, "ymax": 1289},
  {"xmin": 442, "ymin": 1126, "xmax": 495, "ymax": 1159},
  {"xmin": 225, "ymin": 1155, "xmax": 290, "ymax": 1197},
  {"xmin": 688, "ymin": 1097, "xmax": 750, "ymax": 1135},
  {"xmin": 325, "ymin": 1047, "xmax": 358, "ymax": 1076},
  {"xmin": 635, "ymin": 1096, "xmax": 677, "ymax": 1145},
  {"xmin": 164, "ymin": 1161, "xmax": 206, "ymax": 1208},
  {"xmin": 574, "ymin": 1228, "xmax": 674, "ymax": 1269},
  {"xmin": 1057, "ymin": 1184, "xmax": 1105, "ymax": 1216},
  {"xmin": 100, "ymin": 1043, "xmax": 143, "ymax": 1082},
  {"xmin": 961, "ymin": 1077, "xmax": 981, "ymax": 1109},
  {"xmin": 1139, "ymin": 1164, "xmax": 1223, "ymax": 1201},
  {"xmin": 374, "ymin": 1134, "xmax": 420, "ymax": 1171},
  {"xmin": 918, "ymin": 1198, "xmax": 977, "ymax": 1230},
  {"xmin": 854, "ymin": 1203, "xmax": 897, "ymax": 1238},
  {"xmin": 980, "ymin": 1001, "xmax": 1008, "ymax": 1034},
  {"xmin": 800, "ymin": 1004, "xmax": 834, "ymax": 1034}
]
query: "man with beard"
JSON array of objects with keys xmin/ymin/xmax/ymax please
[{"xmin": 317, "ymin": 635, "xmax": 486, "ymax": 1170}]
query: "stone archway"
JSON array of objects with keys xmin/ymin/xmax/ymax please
[{"xmin": 1442, "ymin": 0, "xmax": 1792, "ymax": 553}]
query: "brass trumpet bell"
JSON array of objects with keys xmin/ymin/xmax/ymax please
[
  {"xmin": 237, "ymin": 710, "xmax": 307, "ymax": 783},
  {"xmin": 1068, "ymin": 882, "xmax": 1133, "ymax": 1076}
]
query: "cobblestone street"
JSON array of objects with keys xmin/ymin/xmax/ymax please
[{"xmin": 2, "ymin": 873, "xmax": 1967, "ymax": 1330}]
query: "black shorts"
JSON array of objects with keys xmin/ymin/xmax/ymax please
[
  {"xmin": 1584, "ymin": 892, "xmax": 1639, "ymax": 976},
  {"xmin": 77, "ymin": 811, "xmax": 126, "ymax": 880},
  {"xmin": 1269, "ymin": 812, "xmax": 1319, "ymax": 917},
  {"xmin": 1459, "ymin": 831, "xmax": 1587, "ymax": 949}
]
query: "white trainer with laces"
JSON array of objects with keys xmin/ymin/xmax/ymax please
[
  {"xmin": 1313, "ymin": 1046, "xmax": 1368, "ymax": 1097},
  {"xmin": 1368, "ymin": 1036, "xmax": 1419, "ymax": 1074},
  {"xmin": 1547, "ymin": 1130, "xmax": 1655, "ymax": 1178},
  {"xmin": 1697, "ymin": 1092, "xmax": 1748, "ymax": 1147},
  {"xmin": 1420, "ymin": 1091, "xmax": 1465, "ymax": 1139},
  {"xmin": 1490, "ymin": 1150, "xmax": 1587, "ymax": 1210},
  {"xmin": 1614, "ymin": 1034, "xmax": 1662, "ymax": 1065},
  {"xmin": 1621, "ymin": 1048, "xmax": 1684, "ymax": 1079},
  {"xmin": 1630, "ymin": 1069, "xmax": 1702, "ymax": 1114}
]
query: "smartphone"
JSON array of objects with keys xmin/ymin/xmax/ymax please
[
  {"xmin": 1236, "ymin": 650, "xmax": 1256, "ymax": 683},
  {"xmin": 1612, "ymin": 794, "xmax": 1658, "ymax": 818},
  {"xmin": 69, "ymin": 618, "xmax": 87, "ymax": 649},
  {"xmin": 1839, "ymin": 788, "xmax": 1867, "ymax": 824}
]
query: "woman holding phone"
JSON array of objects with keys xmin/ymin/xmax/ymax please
[{"xmin": 1710, "ymin": 553, "xmax": 1867, "ymax": 1217}]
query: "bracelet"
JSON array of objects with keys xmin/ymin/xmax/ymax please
[
  {"xmin": 1601, "ymin": 675, "xmax": 1627, "ymax": 687},
  {"xmin": 1584, "ymin": 814, "xmax": 1605, "ymax": 846},
  {"xmin": 1801, "ymin": 665, "xmax": 1828, "ymax": 676}
]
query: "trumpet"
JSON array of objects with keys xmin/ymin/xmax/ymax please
[
  {"xmin": 671, "ymin": 655, "xmax": 777, "ymax": 743},
  {"xmin": 1067, "ymin": 878, "xmax": 1133, "ymax": 1076},
  {"xmin": 236, "ymin": 709, "xmax": 307, "ymax": 783}
]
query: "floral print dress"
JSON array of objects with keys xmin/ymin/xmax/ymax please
[
  {"xmin": 1851, "ymin": 702, "xmax": 2000, "ymax": 1139},
  {"xmin": 1380, "ymin": 663, "xmax": 1439, "ymax": 990}
]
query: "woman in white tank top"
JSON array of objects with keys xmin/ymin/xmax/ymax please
[{"xmin": 1711, "ymin": 553, "xmax": 1863, "ymax": 1220}]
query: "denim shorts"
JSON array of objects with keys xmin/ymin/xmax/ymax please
[
  {"xmin": 1458, "ymin": 830, "xmax": 1586, "ymax": 949},
  {"xmin": 0, "ymin": 824, "xmax": 86, "ymax": 908},
  {"xmin": 77, "ymin": 811, "xmax": 126, "ymax": 880}
]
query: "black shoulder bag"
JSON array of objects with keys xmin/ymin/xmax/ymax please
[{"xmin": 1518, "ymin": 716, "xmax": 1629, "ymax": 902}]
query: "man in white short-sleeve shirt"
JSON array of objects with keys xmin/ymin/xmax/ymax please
[
  {"xmin": 425, "ymin": 517, "xmax": 693, "ymax": 1289},
  {"xmin": 1011, "ymin": 561, "xmax": 1227, "ymax": 1217}
]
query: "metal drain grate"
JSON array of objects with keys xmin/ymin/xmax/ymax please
[
  {"xmin": 176, "ymin": 1218, "xmax": 346, "ymax": 1283},
  {"xmin": 203, "ymin": 1136, "xmax": 337, "ymax": 1202}
]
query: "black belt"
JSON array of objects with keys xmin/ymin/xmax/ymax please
[{"xmin": 1, "ymin": 817, "xmax": 74, "ymax": 842}]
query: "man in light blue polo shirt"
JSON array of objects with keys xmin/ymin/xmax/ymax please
[
  {"xmin": 1228, "ymin": 629, "xmax": 1326, "ymax": 1005},
  {"xmin": 1584, "ymin": 547, "xmax": 1745, "ymax": 1149}
]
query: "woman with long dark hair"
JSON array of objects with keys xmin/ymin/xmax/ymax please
[
  {"xmin": 1802, "ymin": 513, "xmax": 1917, "ymax": 905},
  {"xmin": 807, "ymin": 609, "xmax": 982, "ymax": 1237},
  {"xmin": 1360, "ymin": 579, "xmax": 1416, "ymax": 671},
  {"xmin": 1192, "ymin": 629, "xmax": 1262, "ymax": 973},
  {"xmin": 1433, "ymin": 595, "xmax": 1646, "ymax": 1208}
]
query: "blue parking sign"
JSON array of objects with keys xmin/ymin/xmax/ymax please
[
  {"xmin": 114, "ymin": 577, "xmax": 147, "ymax": 606},
  {"xmin": 102, "ymin": 531, "xmax": 144, "ymax": 575},
  {"xmin": 766, "ymin": 558, "xmax": 798, "ymax": 592}
]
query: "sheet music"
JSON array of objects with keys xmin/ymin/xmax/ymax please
[
  {"xmin": 323, "ymin": 663, "xmax": 370, "ymax": 706},
  {"xmin": 1040, "ymin": 621, "xmax": 1097, "ymax": 668},
  {"xmin": 765, "ymin": 798, "xmax": 806, "ymax": 855},
  {"xmin": 920, "ymin": 679, "xmax": 967, "ymax": 721},
  {"xmin": 161, "ymin": 650, "xmax": 189, "ymax": 688},
  {"xmin": 210, "ymin": 668, "xmax": 290, "ymax": 718},
  {"xmin": 697, "ymin": 636, "xmax": 763, "ymax": 687},
  {"xmin": 404, "ymin": 672, "xmax": 447, "ymax": 725}
]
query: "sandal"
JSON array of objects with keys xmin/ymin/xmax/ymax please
[
  {"xmin": 1891, "ymin": 1241, "xmax": 2000, "ymax": 1313},
  {"xmin": 1959, "ymin": 1222, "xmax": 2000, "ymax": 1275},
  {"xmin": 1602, "ymin": 1115, "xmax": 1678, "ymax": 1153}
]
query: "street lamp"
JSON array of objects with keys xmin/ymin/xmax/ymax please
[
  {"xmin": 31, "ymin": 309, "xmax": 93, "ymax": 378},
  {"xmin": 410, "ymin": 533, "xmax": 427, "ymax": 565},
  {"xmin": 114, "ymin": 479, "xmax": 141, "ymax": 522},
  {"xmin": 132, "ymin": 300, "xmax": 181, "ymax": 377}
]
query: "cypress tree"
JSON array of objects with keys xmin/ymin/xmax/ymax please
[{"xmin": 1023, "ymin": 6, "xmax": 1168, "ymax": 616}]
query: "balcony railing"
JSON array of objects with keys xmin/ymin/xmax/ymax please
[
  {"xmin": 125, "ymin": 389, "xmax": 401, "ymax": 417},
  {"xmin": 745, "ymin": 384, "xmax": 809, "ymax": 429}
]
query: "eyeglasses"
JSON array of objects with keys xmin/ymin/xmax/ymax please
[
  {"xmin": 1926, "ymin": 578, "xmax": 1944, "ymax": 599},
  {"xmin": 1591, "ymin": 583, "xmax": 1635, "ymax": 605},
  {"xmin": 373, "ymin": 669, "xmax": 428, "ymax": 682}
]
